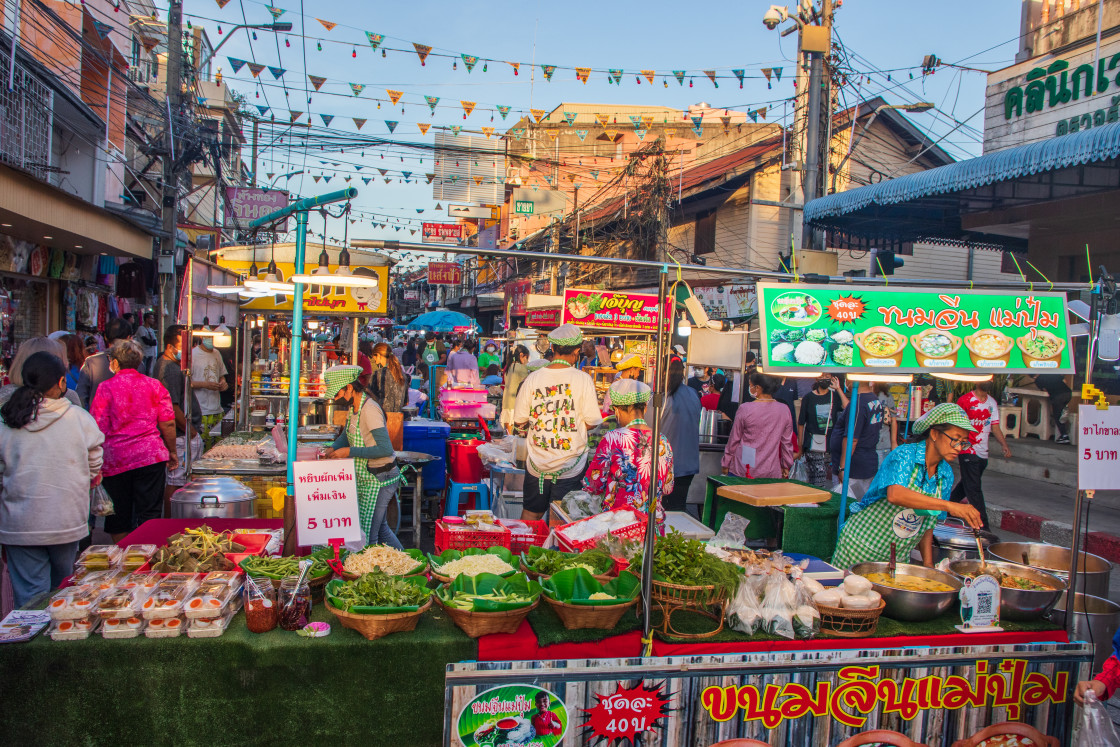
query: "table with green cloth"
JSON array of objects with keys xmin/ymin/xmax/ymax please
[{"xmin": 701, "ymin": 475, "xmax": 858, "ymax": 561}]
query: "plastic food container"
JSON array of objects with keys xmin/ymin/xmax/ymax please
[
  {"xmin": 160, "ymin": 573, "xmax": 202, "ymax": 594},
  {"xmin": 48, "ymin": 585, "xmax": 102, "ymax": 621},
  {"xmin": 144, "ymin": 616, "xmax": 185, "ymax": 638},
  {"xmin": 49, "ymin": 618, "xmax": 98, "ymax": 641},
  {"xmin": 101, "ymin": 616, "xmax": 145, "ymax": 639},
  {"xmin": 185, "ymin": 583, "xmax": 238, "ymax": 619},
  {"xmin": 186, "ymin": 611, "xmax": 235, "ymax": 638},
  {"xmin": 202, "ymin": 571, "xmax": 244, "ymax": 595},
  {"xmin": 142, "ymin": 583, "xmax": 191, "ymax": 619},
  {"xmin": 121, "ymin": 544, "xmax": 158, "ymax": 570},
  {"xmin": 125, "ymin": 572, "xmax": 162, "ymax": 594},
  {"xmin": 96, "ymin": 587, "xmax": 146, "ymax": 620},
  {"xmin": 76, "ymin": 545, "xmax": 123, "ymax": 571},
  {"xmin": 79, "ymin": 570, "xmax": 129, "ymax": 593}
]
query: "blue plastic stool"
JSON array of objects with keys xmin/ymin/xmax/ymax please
[{"xmin": 445, "ymin": 481, "xmax": 491, "ymax": 516}]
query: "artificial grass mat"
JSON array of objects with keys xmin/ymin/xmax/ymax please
[
  {"xmin": 0, "ymin": 601, "xmax": 477, "ymax": 747},
  {"xmin": 653, "ymin": 606, "xmax": 1062, "ymax": 644},
  {"xmin": 529, "ymin": 598, "xmax": 641, "ymax": 646}
]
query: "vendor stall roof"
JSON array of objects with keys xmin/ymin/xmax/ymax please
[{"xmin": 804, "ymin": 120, "xmax": 1120, "ymax": 251}]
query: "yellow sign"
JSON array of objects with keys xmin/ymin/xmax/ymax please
[{"xmin": 219, "ymin": 259, "xmax": 388, "ymax": 315}]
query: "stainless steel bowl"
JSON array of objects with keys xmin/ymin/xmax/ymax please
[
  {"xmin": 848, "ymin": 562, "xmax": 962, "ymax": 622},
  {"xmin": 989, "ymin": 542, "xmax": 1112, "ymax": 599},
  {"xmin": 946, "ymin": 559, "xmax": 1066, "ymax": 621}
]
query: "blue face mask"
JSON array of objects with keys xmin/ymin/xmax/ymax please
[
  {"xmin": 174, "ymin": 350, "xmax": 182, "ymax": 361},
  {"xmin": 201, "ymin": 339, "xmax": 214, "ymax": 351}
]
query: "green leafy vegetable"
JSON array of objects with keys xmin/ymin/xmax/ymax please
[
  {"xmin": 240, "ymin": 550, "xmax": 333, "ymax": 580},
  {"xmin": 326, "ymin": 570, "xmax": 432, "ymax": 613},
  {"xmin": 523, "ymin": 547, "xmax": 614, "ymax": 576},
  {"xmin": 628, "ymin": 530, "xmax": 741, "ymax": 596}
]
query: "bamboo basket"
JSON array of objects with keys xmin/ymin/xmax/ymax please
[
  {"xmin": 520, "ymin": 558, "xmax": 613, "ymax": 584},
  {"xmin": 325, "ymin": 598, "xmax": 433, "ymax": 641},
  {"xmin": 816, "ymin": 599, "xmax": 886, "ymax": 638},
  {"xmin": 435, "ymin": 597, "xmax": 538, "ymax": 638},
  {"xmin": 543, "ymin": 595, "xmax": 638, "ymax": 630},
  {"xmin": 650, "ymin": 580, "xmax": 728, "ymax": 640}
]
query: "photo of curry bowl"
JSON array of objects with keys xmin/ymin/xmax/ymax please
[
  {"xmin": 853, "ymin": 326, "xmax": 907, "ymax": 367},
  {"xmin": 963, "ymin": 330, "xmax": 1013, "ymax": 367},
  {"xmin": 909, "ymin": 329, "xmax": 962, "ymax": 367},
  {"xmin": 1017, "ymin": 330, "xmax": 1066, "ymax": 368}
]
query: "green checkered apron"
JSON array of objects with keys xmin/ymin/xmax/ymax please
[
  {"xmin": 832, "ymin": 462, "xmax": 946, "ymax": 568},
  {"xmin": 346, "ymin": 395, "xmax": 400, "ymax": 541}
]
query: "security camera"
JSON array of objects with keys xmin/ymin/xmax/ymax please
[{"xmin": 762, "ymin": 5, "xmax": 788, "ymax": 29}]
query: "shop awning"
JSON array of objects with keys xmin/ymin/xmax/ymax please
[
  {"xmin": 0, "ymin": 164, "xmax": 155, "ymax": 259},
  {"xmin": 804, "ymin": 121, "xmax": 1120, "ymax": 251}
]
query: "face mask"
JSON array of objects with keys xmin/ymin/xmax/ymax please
[
  {"xmin": 174, "ymin": 350, "xmax": 182, "ymax": 361},
  {"xmin": 201, "ymin": 339, "xmax": 214, "ymax": 351}
]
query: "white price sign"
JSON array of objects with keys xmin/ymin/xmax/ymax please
[
  {"xmin": 1078, "ymin": 405, "xmax": 1120, "ymax": 490},
  {"xmin": 292, "ymin": 460, "xmax": 362, "ymax": 546}
]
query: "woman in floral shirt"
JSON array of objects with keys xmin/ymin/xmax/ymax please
[{"xmin": 584, "ymin": 379, "xmax": 674, "ymax": 524}]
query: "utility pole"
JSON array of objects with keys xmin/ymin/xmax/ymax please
[
  {"xmin": 800, "ymin": 0, "xmax": 831, "ymax": 252},
  {"xmin": 250, "ymin": 116, "xmax": 259, "ymax": 187},
  {"xmin": 159, "ymin": 0, "xmax": 184, "ymax": 335}
]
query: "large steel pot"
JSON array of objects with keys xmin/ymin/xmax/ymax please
[
  {"xmin": 848, "ymin": 562, "xmax": 962, "ymax": 622},
  {"xmin": 946, "ymin": 559, "xmax": 1065, "ymax": 621},
  {"xmin": 932, "ymin": 519, "xmax": 995, "ymax": 563},
  {"xmin": 989, "ymin": 542, "xmax": 1112, "ymax": 599},
  {"xmin": 170, "ymin": 477, "xmax": 256, "ymax": 519},
  {"xmin": 1051, "ymin": 592, "xmax": 1120, "ymax": 672}
]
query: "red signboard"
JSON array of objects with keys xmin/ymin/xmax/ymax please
[
  {"xmin": 422, "ymin": 222, "xmax": 464, "ymax": 244},
  {"xmin": 525, "ymin": 308, "xmax": 560, "ymax": 328},
  {"xmin": 224, "ymin": 187, "xmax": 289, "ymax": 230},
  {"xmin": 428, "ymin": 262, "xmax": 462, "ymax": 285},
  {"xmin": 561, "ymin": 289, "xmax": 669, "ymax": 333},
  {"xmin": 505, "ymin": 279, "xmax": 531, "ymax": 316}
]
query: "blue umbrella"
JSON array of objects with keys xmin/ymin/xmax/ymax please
[{"xmin": 405, "ymin": 310, "xmax": 481, "ymax": 333}]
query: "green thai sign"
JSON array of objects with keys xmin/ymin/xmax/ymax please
[
  {"xmin": 756, "ymin": 283, "xmax": 1074, "ymax": 375},
  {"xmin": 1004, "ymin": 55, "xmax": 1120, "ymax": 121},
  {"xmin": 457, "ymin": 684, "xmax": 568, "ymax": 746}
]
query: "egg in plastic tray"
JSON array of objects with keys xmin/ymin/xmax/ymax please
[
  {"xmin": 144, "ymin": 616, "xmax": 185, "ymax": 638},
  {"xmin": 48, "ymin": 584, "xmax": 103, "ymax": 620},
  {"xmin": 201, "ymin": 571, "xmax": 244, "ymax": 595},
  {"xmin": 186, "ymin": 611, "xmax": 235, "ymax": 638},
  {"xmin": 184, "ymin": 582, "xmax": 239, "ymax": 619},
  {"xmin": 100, "ymin": 616, "xmax": 145, "ymax": 639},
  {"xmin": 77, "ymin": 569, "xmax": 130, "ymax": 593},
  {"xmin": 160, "ymin": 573, "xmax": 202, "ymax": 593},
  {"xmin": 141, "ymin": 582, "xmax": 192, "ymax": 619},
  {"xmin": 75, "ymin": 544, "xmax": 123, "ymax": 571},
  {"xmin": 126, "ymin": 571, "xmax": 161, "ymax": 594},
  {"xmin": 95, "ymin": 586, "xmax": 148, "ymax": 620},
  {"xmin": 121, "ymin": 544, "xmax": 158, "ymax": 570},
  {"xmin": 49, "ymin": 617, "xmax": 99, "ymax": 641}
]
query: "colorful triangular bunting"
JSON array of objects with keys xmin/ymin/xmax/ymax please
[
  {"xmin": 461, "ymin": 54, "xmax": 478, "ymax": 72},
  {"xmin": 562, "ymin": 112, "xmax": 576, "ymax": 125},
  {"xmin": 575, "ymin": 130, "xmax": 588, "ymax": 141},
  {"xmin": 365, "ymin": 32, "xmax": 384, "ymax": 50},
  {"xmin": 531, "ymin": 109, "xmax": 546, "ymax": 124},
  {"xmin": 349, "ymin": 83, "xmax": 365, "ymax": 96},
  {"xmin": 247, "ymin": 63, "xmax": 265, "ymax": 78},
  {"xmin": 541, "ymin": 65, "xmax": 556, "ymax": 81},
  {"xmin": 316, "ymin": 19, "xmax": 336, "ymax": 31},
  {"xmin": 308, "ymin": 75, "xmax": 326, "ymax": 91},
  {"xmin": 496, "ymin": 105, "xmax": 511, "ymax": 120},
  {"xmin": 425, "ymin": 96, "xmax": 439, "ymax": 114},
  {"xmin": 642, "ymin": 70, "xmax": 656, "ymax": 85},
  {"xmin": 575, "ymin": 67, "xmax": 591, "ymax": 84},
  {"xmin": 461, "ymin": 100, "xmax": 476, "ymax": 117},
  {"xmin": 673, "ymin": 70, "xmax": 686, "ymax": 86},
  {"xmin": 384, "ymin": 120, "xmax": 398, "ymax": 133},
  {"xmin": 265, "ymin": 5, "xmax": 285, "ymax": 19},
  {"xmin": 418, "ymin": 123, "xmax": 431, "ymax": 135},
  {"xmin": 227, "ymin": 57, "xmax": 247, "ymax": 73},
  {"xmin": 704, "ymin": 70, "xmax": 718, "ymax": 87},
  {"xmin": 732, "ymin": 69, "xmax": 745, "ymax": 88},
  {"xmin": 268, "ymin": 66, "xmax": 286, "ymax": 79},
  {"xmin": 353, "ymin": 118, "xmax": 366, "ymax": 130},
  {"xmin": 413, "ymin": 43, "xmax": 432, "ymax": 65},
  {"xmin": 608, "ymin": 69, "xmax": 623, "ymax": 85},
  {"xmin": 386, "ymin": 89, "xmax": 404, "ymax": 105},
  {"xmin": 320, "ymin": 114, "xmax": 333, "ymax": 126}
]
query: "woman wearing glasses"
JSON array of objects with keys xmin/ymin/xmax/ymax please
[{"xmin": 831, "ymin": 403, "xmax": 984, "ymax": 570}]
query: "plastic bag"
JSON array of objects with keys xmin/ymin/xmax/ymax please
[
  {"xmin": 561, "ymin": 491, "xmax": 602, "ymax": 521},
  {"xmin": 791, "ymin": 579, "xmax": 820, "ymax": 640},
  {"xmin": 760, "ymin": 573, "xmax": 798, "ymax": 639},
  {"xmin": 90, "ymin": 484, "xmax": 115, "ymax": 517},
  {"xmin": 1078, "ymin": 690, "xmax": 1120, "ymax": 746},
  {"xmin": 789, "ymin": 455, "xmax": 809, "ymax": 483},
  {"xmin": 726, "ymin": 575, "xmax": 764, "ymax": 634},
  {"xmin": 713, "ymin": 513, "xmax": 751, "ymax": 545}
]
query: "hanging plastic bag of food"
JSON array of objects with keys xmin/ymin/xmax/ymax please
[
  {"xmin": 90, "ymin": 484, "xmax": 115, "ymax": 517},
  {"xmin": 1077, "ymin": 690, "xmax": 1120, "ymax": 747},
  {"xmin": 759, "ymin": 573, "xmax": 798, "ymax": 639},
  {"xmin": 726, "ymin": 575, "xmax": 764, "ymax": 634}
]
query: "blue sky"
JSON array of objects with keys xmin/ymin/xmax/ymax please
[{"xmin": 194, "ymin": 0, "xmax": 1023, "ymax": 265}]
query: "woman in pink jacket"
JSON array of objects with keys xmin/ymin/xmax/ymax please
[{"xmin": 721, "ymin": 372, "xmax": 794, "ymax": 479}]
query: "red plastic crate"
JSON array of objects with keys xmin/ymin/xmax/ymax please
[
  {"xmin": 499, "ymin": 520, "xmax": 549, "ymax": 555},
  {"xmin": 434, "ymin": 520, "xmax": 512, "ymax": 554},
  {"xmin": 555, "ymin": 509, "xmax": 646, "ymax": 552}
]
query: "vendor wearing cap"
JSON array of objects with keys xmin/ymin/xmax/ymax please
[
  {"xmin": 513, "ymin": 324, "xmax": 604, "ymax": 521},
  {"xmin": 584, "ymin": 379, "xmax": 673, "ymax": 525},
  {"xmin": 321, "ymin": 365, "xmax": 403, "ymax": 550},
  {"xmin": 831, "ymin": 403, "xmax": 983, "ymax": 570},
  {"xmin": 602, "ymin": 354, "xmax": 645, "ymax": 412}
]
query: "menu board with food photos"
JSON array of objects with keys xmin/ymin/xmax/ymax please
[{"xmin": 756, "ymin": 283, "xmax": 1073, "ymax": 375}]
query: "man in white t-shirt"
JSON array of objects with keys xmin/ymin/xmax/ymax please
[
  {"xmin": 950, "ymin": 380, "xmax": 1012, "ymax": 532},
  {"xmin": 513, "ymin": 324, "xmax": 603, "ymax": 521},
  {"xmin": 190, "ymin": 337, "xmax": 228, "ymax": 450}
]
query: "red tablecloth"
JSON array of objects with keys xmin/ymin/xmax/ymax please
[
  {"xmin": 118, "ymin": 519, "xmax": 283, "ymax": 548},
  {"xmin": 477, "ymin": 620, "xmax": 1070, "ymax": 662}
]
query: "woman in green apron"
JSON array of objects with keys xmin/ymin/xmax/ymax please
[
  {"xmin": 322, "ymin": 365, "xmax": 403, "ymax": 549},
  {"xmin": 832, "ymin": 403, "xmax": 982, "ymax": 569}
]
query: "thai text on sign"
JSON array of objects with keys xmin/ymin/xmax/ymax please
[
  {"xmin": 1078, "ymin": 404, "xmax": 1120, "ymax": 490},
  {"xmin": 561, "ymin": 288, "xmax": 669, "ymax": 333},
  {"xmin": 428, "ymin": 262, "xmax": 462, "ymax": 285},
  {"xmin": 422, "ymin": 222, "xmax": 464, "ymax": 244},
  {"xmin": 292, "ymin": 460, "xmax": 362, "ymax": 545}
]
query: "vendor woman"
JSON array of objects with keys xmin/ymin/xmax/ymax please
[
  {"xmin": 584, "ymin": 379, "xmax": 673, "ymax": 525},
  {"xmin": 322, "ymin": 365, "xmax": 403, "ymax": 550},
  {"xmin": 831, "ymin": 403, "xmax": 982, "ymax": 569}
]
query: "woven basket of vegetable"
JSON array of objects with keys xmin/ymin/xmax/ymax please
[
  {"xmin": 539, "ymin": 568, "xmax": 641, "ymax": 630},
  {"xmin": 815, "ymin": 600, "xmax": 885, "ymax": 638},
  {"xmin": 436, "ymin": 596, "xmax": 538, "ymax": 638},
  {"xmin": 428, "ymin": 547, "xmax": 518, "ymax": 585},
  {"xmin": 650, "ymin": 579, "xmax": 727, "ymax": 608},
  {"xmin": 544, "ymin": 596, "xmax": 637, "ymax": 630},
  {"xmin": 326, "ymin": 598, "xmax": 433, "ymax": 640},
  {"xmin": 339, "ymin": 547, "xmax": 428, "ymax": 581}
]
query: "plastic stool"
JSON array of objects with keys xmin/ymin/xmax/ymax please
[
  {"xmin": 1000, "ymin": 406, "xmax": 1022, "ymax": 439},
  {"xmin": 1018, "ymin": 392, "xmax": 1052, "ymax": 440},
  {"xmin": 445, "ymin": 481, "xmax": 491, "ymax": 516}
]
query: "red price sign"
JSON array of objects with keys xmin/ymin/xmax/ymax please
[
  {"xmin": 582, "ymin": 682, "xmax": 672, "ymax": 743},
  {"xmin": 826, "ymin": 294, "xmax": 867, "ymax": 324}
]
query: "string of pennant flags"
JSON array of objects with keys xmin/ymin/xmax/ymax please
[{"xmin": 198, "ymin": 4, "xmax": 789, "ymax": 88}]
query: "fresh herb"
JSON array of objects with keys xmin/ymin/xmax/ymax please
[
  {"xmin": 443, "ymin": 590, "xmax": 533, "ymax": 611},
  {"xmin": 329, "ymin": 569, "xmax": 431, "ymax": 610},
  {"xmin": 628, "ymin": 530, "xmax": 741, "ymax": 596},
  {"xmin": 525, "ymin": 547, "xmax": 614, "ymax": 576},
  {"xmin": 241, "ymin": 553, "xmax": 332, "ymax": 579}
]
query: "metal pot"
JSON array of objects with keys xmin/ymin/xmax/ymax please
[
  {"xmin": 170, "ymin": 477, "xmax": 256, "ymax": 519},
  {"xmin": 946, "ymin": 559, "xmax": 1065, "ymax": 621},
  {"xmin": 932, "ymin": 519, "xmax": 994, "ymax": 563},
  {"xmin": 989, "ymin": 542, "xmax": 1112, "ymax": 599},
  {"xmin": 1050, "ymin": 592, "xmax": 1120, "ymax": 672},
  {"xmin": 848, "ymin": 562, "xmax": 962, "ymax": 622}
]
